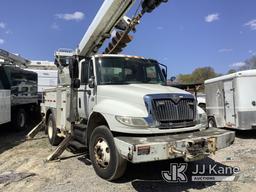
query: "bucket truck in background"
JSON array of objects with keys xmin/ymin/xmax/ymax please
[
  {"xmin": 40, "ymin": 0, "xmax": 235, "ymax": 180},
  {"xmin": 0, "ymin": 49, "xmax": 38, "ymax": 130}
]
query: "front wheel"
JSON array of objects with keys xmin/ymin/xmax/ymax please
[
  {"xmin": 89, "ymin": 126, "xmax": 127, "ymax": 181},
  {"xmin": 208, "ymin": 117, "xmax": 217, "ymax": 128}
]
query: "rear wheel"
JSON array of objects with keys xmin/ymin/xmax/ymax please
[
  {"xmin": 47, "ymin": 114, "xmax": 62, "ymax": 146},
  {"xmin": 89, "ymin": 125, "xmax": 127, "ymax": 181},
  {"xmin": 208, "ymin": 117, "xmax": 217, "ymax": 128},
  {"xmin": 12, "ymin": 108, "xmax": 27, "ymax": 131}
]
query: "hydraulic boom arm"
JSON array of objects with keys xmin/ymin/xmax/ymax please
[
  {"xmin": 0, "ymin": 48, "xmax": 30, "ymax": 67},
  {"xmin": 76, "ymin": 0, "xmax": 135, "ymax": 57}
]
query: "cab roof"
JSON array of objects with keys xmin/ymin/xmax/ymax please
[{"xmin": 93, "ymin": 54, "xmax": 145, "ymax": 59}]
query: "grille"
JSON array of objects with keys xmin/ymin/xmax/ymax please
[{"xmin": 152, "ymin": 98, "xmax": 196, "ymax": 123}]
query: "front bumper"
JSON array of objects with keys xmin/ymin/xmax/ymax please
[{"xmin": 114, "ymin": 128, "xmax": 235, "ymax": 163}]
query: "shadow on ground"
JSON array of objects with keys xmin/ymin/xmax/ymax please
[
  {"xmin": 77, "ymin": 152, "xmax": 235, "ymax": 192},
  {"xmin": 0, "ymin": 119, "xmax": 41, "ymax": 154},
  {"xmin": 113, "ymin": 157, "xmax": 233, "ymax": 192},
  {"xmin": 235, "ymin": 129, "xmax": 256, "ymax": 139}
]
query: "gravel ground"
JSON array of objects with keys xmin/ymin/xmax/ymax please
[{"xmin": 0, "ymin": 124, "xmax": 256, "ymax": 192}]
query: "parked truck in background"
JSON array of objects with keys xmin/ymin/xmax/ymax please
[
  {"xmin": 40, "ymin": 0, "xmax": 235, "ymax": 181},
  {"xmin": 205, "ymin": 69, "xmax": 256, "ymax": 130},
  {"xmin": 0, "ymin": 49, "xmax": 38, "ymax": 130}
]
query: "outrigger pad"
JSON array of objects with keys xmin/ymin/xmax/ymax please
[
  {"xmin": 26, "ymin": 120, "xmax": 45, "ymax": 140},
  {"xmin": 47, "ymin": 134, "xmax": 73, "ymax": 161}
]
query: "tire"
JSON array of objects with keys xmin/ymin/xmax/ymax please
[
  {"xmin": 198, "ymin": 103, "xmax": 206, "ymax": 112},
  {"xmin": 89, "ymin": 125, "xmax": 127, "ymax": 181},
  {"xmin": 12, "ymin": 108, "xmax": 27, "ymax": 131},
  {"xmin": 47, "ymin": 114, "xmax": 62, "ymax": 146},
  {"xmin": 208, "ymin": 117, "xmax": 217, "ymax": 128}
]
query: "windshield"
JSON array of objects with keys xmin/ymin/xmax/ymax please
[{"xmin": 96, "ymin": 57, "xmax": 165, "ymax": 85}]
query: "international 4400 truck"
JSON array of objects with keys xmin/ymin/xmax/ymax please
[{"xmin": 40, "ymin": 0, "xmax": 235, "ymax": 180}]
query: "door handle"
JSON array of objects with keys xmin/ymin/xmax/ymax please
[{"xmin": 77, "ymin": 90, "xmax": 91, "ymax": 95}]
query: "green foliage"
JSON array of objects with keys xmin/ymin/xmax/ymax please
[
  {"xmin": 177, "ymin": 67, "xmax": 217, "ymax": 84},
  {"xmin": 227, "ymin": 69, "xmax": 236, "ymax": 74},
  {"xmin": 229, "ymin": 56, "xmax": 256, "ymax": 72},
  {"xmin": 241, "ymin": 56, "xmax": 256, "ymax": 70}
]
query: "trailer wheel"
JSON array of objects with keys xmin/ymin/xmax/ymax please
[
  {"xmin": 13, "ymin": 109, "xmax": 27, "ymax": 131},
  {"xmin": 47, "ymin": 114, "xmax": 62, "ymax": 146},
  {"xmin": 208, "ymin": 117, "xmax": 217, "ymax": 128},
  {"xmin": 89, "ymin": 125, "xmax": 127, "ymax": 181}
]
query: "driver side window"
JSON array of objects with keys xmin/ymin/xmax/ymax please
[
  {"xmin": 88, "ymin": 60, "xmax": 94, "ymax": 79},
  {"xmin": 81, "ymin": 60, "xmax": 89, "ymax": 85},
  {"xmin": 81, "ymin": 59, "xmax": 94, "ymax": 85}
]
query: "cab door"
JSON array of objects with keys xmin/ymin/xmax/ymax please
[{"xmin": 78, "ymin": 59, "xmax": 96, "ymax": 119}]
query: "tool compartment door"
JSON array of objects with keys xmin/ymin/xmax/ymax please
[
  {"xmin": 0, "ymin": 90, "xmax": 11, "ymax": 125},
  {"xmin": 223, "ymin": 80, "xmax": 236, "ymax": 126}
]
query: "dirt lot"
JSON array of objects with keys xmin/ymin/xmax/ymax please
[{"xmin": 0, "ymin": 124, "xmax": 256, "ymax": 192}]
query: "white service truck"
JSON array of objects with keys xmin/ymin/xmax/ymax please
[{"xmin": 40, "ymin": 0, "xmax": 235, "ymax": 180}]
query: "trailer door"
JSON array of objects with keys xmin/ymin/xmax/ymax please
[{"xmin": 223, "ymin": 80, "xmax": 236, "ymax": 126}]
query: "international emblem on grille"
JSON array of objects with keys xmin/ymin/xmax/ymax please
[{"xmin": 170, "ymin": 94, "xmax": 183, "ymax": 104}]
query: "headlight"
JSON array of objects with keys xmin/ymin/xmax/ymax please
[
  {"xmin": 197, "ymin": 106, "xmax": 208, "ymax": 126},
  {"xmin": 198, "ymin": 113, "xmax": 208, "ymax": 126},
  {"xmin": 115, "ymin": 116, "xmax": 149, "ymax": 128}
]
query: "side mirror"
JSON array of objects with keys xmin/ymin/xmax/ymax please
[
  {"xmin": 161, "ymin": 68, "xmax": 167, "ymax": 80},
  {"xmin": 54, "ymin": 58, "xmax": 59, "ymax": 67},
  {"xmin": 69, "ymin": 58, "xmax": 79, "ymax": 79},
  {"xmin": 170, "ymin": 76, "xmax": 176, "ymax": 82},
  {"xmin": 88, "ymin": 76, "xmax": 95, "ymax": 88},
  {"xmin": 72, "ymin": 79, "xmax": 80, "ymax": 89}
]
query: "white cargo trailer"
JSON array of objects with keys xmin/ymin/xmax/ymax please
[
  {"xmin": 205, "ymin": 70, "xmax": 256, "ymax": 130},
  {"xmin": 26, "ymin": 69, "xmax": 58, "ymax": 101}
]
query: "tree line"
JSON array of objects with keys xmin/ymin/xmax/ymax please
[{"xmin": 175, "ymin": 55, "xmax": 256, "ymax": 84}]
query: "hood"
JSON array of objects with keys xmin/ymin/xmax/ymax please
[{"xmin": 97, "ymin": 84, "xmax": 191, "ymax": 107}]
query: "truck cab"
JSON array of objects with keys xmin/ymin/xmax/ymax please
[
  {"xmin": 41, "ymin": 54, "xmax": 235, "ymax": 181},
  {"xmin": 77, "ymin": 54, "xmax": 205, "ymax": 134}
]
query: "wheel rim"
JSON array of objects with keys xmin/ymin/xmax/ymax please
[
  {"xmin": 94, "ymin": 137, "xmax": 110, "ymax": 169},
  {"xmin": 18, "ymin": 112, "xmax": 25, "ymax": 128},
  {"xmin": 48, "ymin": 120, "xmax": 53, "ymax": 139}
]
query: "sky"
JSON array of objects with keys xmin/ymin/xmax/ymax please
[{"xmin": 0, "ymin": 0, "xmax": 255, "ymax": 76}]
